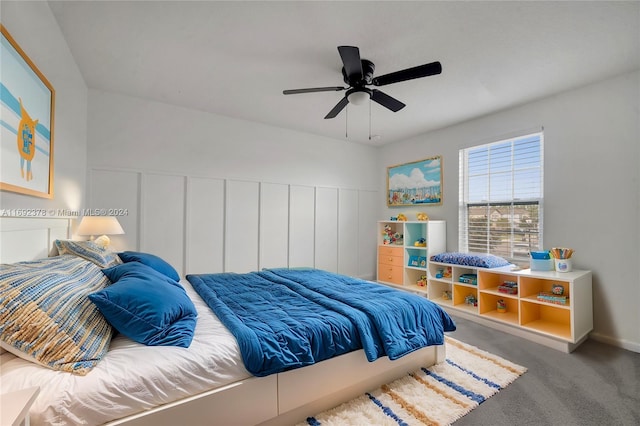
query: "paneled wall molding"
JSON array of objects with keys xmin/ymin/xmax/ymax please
[
  {"xmin": 89, "ymin": 166, "xmax": 370, "ymax": 193},
  {"xmin": 89, "ymin": 167, "xmax": 378, "ymax": 280}
]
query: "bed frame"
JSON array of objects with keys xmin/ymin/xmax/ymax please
[{"xmin": 0, "ymin": 217, "xmax": 445, "ymax": 426}]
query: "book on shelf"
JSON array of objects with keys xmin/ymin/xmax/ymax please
[
  {"xmin": 536, "ymin": 292, "xmax": 569, "ymax": 305},
  {"xmin": 498, "ymin": 281, "xmax": 518, "ymax": 294}
]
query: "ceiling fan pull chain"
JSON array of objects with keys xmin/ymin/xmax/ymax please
[
  {"xmin": 368, "ymin": 99, "xmax": 372, "ymax": 140},
  {"xmin": 345, "ymin": 105, "xmax": 348, "ymax": 138}
]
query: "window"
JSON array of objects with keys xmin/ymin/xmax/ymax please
[{"xmin": 459, "ymin": 132, "xmax": 543, "ymax": 261}]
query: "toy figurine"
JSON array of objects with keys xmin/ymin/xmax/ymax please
[
  {"xmin": 393, "ymin": 232, "xmax": 403, "ymax": 245},
  {"xmin": 414, "ymin": 238, "xmax": 426, "ymax": 247},
  {"xmin": 465, "ymin": 294, "xmax": 478, "ymax": 306},
  {"xmin": 382, "ymin": 225, "xmax": 394, "ymax": 244},
  {"xmin": 416, "ymin": 275, "xmax": 427, "ymax": 287}
]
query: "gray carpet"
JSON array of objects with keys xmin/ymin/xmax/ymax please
[{"xmin": 446, "ymin": 314, "xmax": 640, "ymax": 426}]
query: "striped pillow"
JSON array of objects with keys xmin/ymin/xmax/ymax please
[
  {"xmin": 55, "ymin": 239, "xmax": 121, "ymax": 268},
  {"xmin": 0, "ymin": 255, "xmax": 113, "ymax": 375}
]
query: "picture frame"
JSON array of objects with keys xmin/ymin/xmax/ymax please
[
  {"xmin": 387, "ymin": 155, "xmax": 442, "ymax": 207},
  {"xmin": 1, "ymin": 25, "xmax": 55, "ymax": 199}
]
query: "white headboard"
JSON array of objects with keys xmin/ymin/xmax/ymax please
[{"xmin": 0, "ymin": 217, "xmax": 71, "ymax": 264}]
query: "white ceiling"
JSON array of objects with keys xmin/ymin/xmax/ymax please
[{"xmin": 48, "ymin": 1, "xmax": 639, "ymax": 145}]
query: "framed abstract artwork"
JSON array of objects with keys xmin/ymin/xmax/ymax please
[
  {"xmin": 387, "ymin": 155, "xmax": 442, "ymax": 207},
  {"xmin": 1, "ymin": 25, "xmax": 55, "ymax": 198}
]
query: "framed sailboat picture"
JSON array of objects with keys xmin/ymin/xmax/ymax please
[{"xmin": 387, "ymin": 156, "xmax": 442, "ymax": 207}]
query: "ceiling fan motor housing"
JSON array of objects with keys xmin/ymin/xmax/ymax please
[{"xmin": 342, "ymin": 59, "xmax": 375, "ymax": 87}]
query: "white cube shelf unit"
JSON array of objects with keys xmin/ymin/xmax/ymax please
[
  {"xmin": 376, "ymin": 220, "xmax": 446, "ymax": 294},
  {"xmin": 427, "ymin": 261, "xmax": 593, "ymax": 352}
]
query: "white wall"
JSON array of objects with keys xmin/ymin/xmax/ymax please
[
  {"xmin": 87, "ymin": 90, "xmax": 378, "ymax": 190},
  {"xmin": 378, "ymin": 71, "xmax": 640, "ymax": 352},
  {"xmin": 0, "ymin": 1, "xmax": 88, "ymax": 215},
  {"xmin": 86, "ymin": 90, "xmax": 379, "ymax": 279}
]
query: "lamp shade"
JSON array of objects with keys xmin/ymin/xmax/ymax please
[{"xmin": 77, "ymin": 216, "xmax": 124, "ymax": 238}]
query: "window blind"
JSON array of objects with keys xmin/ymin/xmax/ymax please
[{"xmin": 459, "ymin": 132, "xmax": 544, "ymax": 260}]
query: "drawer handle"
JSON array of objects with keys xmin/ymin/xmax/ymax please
[{"xmin": 388, "ymin": 257, "xmax": 393, "ymax": 261}]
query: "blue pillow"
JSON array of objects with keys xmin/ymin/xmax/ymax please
[
  {"xmin": 118, "ymin": 251, "xmax": 180, "ymax": 281},
  {"xmin": 91, "ymin": 262, "xmax": 197, "ymax": 347},
  {"xmin": 429, "ymin": 252, "xmax": 511, "ymax": 268}
]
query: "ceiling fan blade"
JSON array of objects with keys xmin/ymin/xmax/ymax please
[
  {"xmin": 283, "ymin": 86, "xmax": 346, "ymax": 95},
  {"xmin": 371, "ymin": 89, "xmax": 405, "ymax": 112},
  {"xmin": 337, "ymin": 46, "xmax": 363, "ymax": 82},
  {"xmin": 372, "ymin": 61, "xmax": 442, "ymax": 86},
  {"xmin": 324, "ymin": 96, "xmax": 349, "ymax": 119}
]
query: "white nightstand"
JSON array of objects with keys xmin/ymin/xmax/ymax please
[{"xmin": 0, "ymin": 386, "xmax": 40, "ymax": 426}]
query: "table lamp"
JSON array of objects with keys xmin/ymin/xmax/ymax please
[{"xmin": 76, "ymin": 216, "xmax": 124, "ymax": 248}]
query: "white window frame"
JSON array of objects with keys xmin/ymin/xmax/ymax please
[{"xmin": 458, "ymin": 132, "xmax": 544, "ymax": 261}]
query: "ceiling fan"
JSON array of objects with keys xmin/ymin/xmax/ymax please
[{"xmin": 283, "ymin": 46, "xmax": 442, "ymax": 119}]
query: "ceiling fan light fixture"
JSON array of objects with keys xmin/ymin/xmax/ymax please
[{"xmin": 347, "ymin": 90, "xmax": 370, "ymax": 106}]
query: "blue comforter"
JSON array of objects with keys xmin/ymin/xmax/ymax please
[{"xmin": 186, "ymin": 268, "xmax": 456, "ymax": 377}]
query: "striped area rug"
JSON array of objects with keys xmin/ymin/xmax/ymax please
[{"xmin": 299, "ymin": 336, "xmax": 527, "ymax": 426}]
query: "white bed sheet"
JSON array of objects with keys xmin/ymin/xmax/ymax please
[{"xmin": 0, "ymin": 280, "xmax": 251, "ymax": 426}]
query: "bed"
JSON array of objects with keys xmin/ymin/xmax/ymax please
[{"xmin": 0, "ymin": 217, "xmax": 455, "ymax": 426}]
